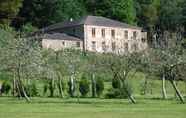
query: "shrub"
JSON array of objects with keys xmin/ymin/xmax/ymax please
[
  {"xmin": 105, "ymin": 81, "xmax": 133, "ymax": 99},
  {"xmin": 48, "ymin": 79, "xmax": 56, "ymax": 97},
  {"xmin": 57, "ymin": 79, "xmax": 66, "ymax": 93},
  {"xmin": 96, "ymin": 77, "xmax": 104, "ymax": 97},
  {"xmin": 105, "ymin": 88, "xmax": 121, "ymax": 99},
  {"xmin": 43, "ymin": 79, "xmax": 56, "ymax": 97},
  {"xmin": 79, "ymin": 76, "xmax": 90, "ymax": 97},
  {"xmin": 112, "ymin": 78, "xmax": 121, "ymax": 89},
  {"xmin": 1, "ymin": 81, "xmax": 11, "ymax": 95},
  {"xmin": 25, "ymin": 82, "xmax": 38, "ymax": 97}
]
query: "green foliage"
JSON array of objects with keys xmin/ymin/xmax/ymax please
[
  {"xmin": 21, "ymin": 23, "xmax": 38, "ymax": 34},
  {"xmin": 112, "ymin": 79, "xmax": 121, "ymax": 89},
  {"xmin": 25, "ymin": 81, "xmax": 38, "ymax": 97},
  {"xmin": 96, "ymin": 77, "xmax": 104, "ymax": 97},
  {"xmin": 79, "ymin": 75, "xmax": 90, "ymax": 97},
  {"xmin": 43, "ymin": 80, "xmax": 56, "ymax": 97},
  {"xmin": 0, "ymin": 0, "xmax": 23, "ymax": 25},
  {"xmin": 1, "ymin": 81, "xmax": 11, "ymax": 95},
  {"xmin": 19, "ymin": 0, "xmax": 86, "ymax": 28},
  {"xmin": 85, "ymin": 0, "xmax": 136, "ymax": 24},
  {"xmin": 105, "ymin": 88, "xmax": 122, "ymax": 99}
]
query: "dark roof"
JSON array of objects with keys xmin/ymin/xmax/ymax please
[
  {"xmin": 43, "ymin": 33, "xmax": 82, "ymax": 41},
  {"xmin": 43, "ymin": 16, "xmax": 142, "ymax": 32}
]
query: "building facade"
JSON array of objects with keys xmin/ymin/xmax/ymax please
[{"xmin": 41, "ymin": 16, "xmax": 148, "ymax": 53}]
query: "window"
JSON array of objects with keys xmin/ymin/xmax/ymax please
[
  {"xmin": 132, "ymin": 44, "xmax": 138, "ymax": 51},
  {"xmin": 102, "ymin": 29, "xmax": 105, "ymax": 38},
  {"xmin": 133, "ymin": 31, "xmax": 137, "ymax": 40},
  {"xmin": 76, "ymin": 42, "xmax": 80, "ymax": 47},
  {"xmin": 92, "ymin": 28, "xmax": 96, "ymax": 38},
  {"xmin": 102, "ymin": 41, "xmax": 106, "ymax": 51},
  {"xmin": 141, "ymin": 38, "xmax": 146, "ymax": 43},
  {"xmin": 124, "ymin": 43, "xmax": 128, "ymax": 52},
  {"xmin": 62, "ymin": 41, "xmax": 65, "ymax": 46},
  {"xmin": 124, "ymin": 31, "xmax": 128, "ymax": 39},
  {"xmin": 112, "ymin": 42, "xmax": 116, "ymax": 51},
  {"xmin": 73, "ymin": 29, "xmax": 76, "ymax": 34},
  {"xmin": 92, "ymin": 41, "xmax": 96, "ymax": 50},
  {"xmin": 111, "ymin": 29, "xmax": 115, "ymax": 38}
]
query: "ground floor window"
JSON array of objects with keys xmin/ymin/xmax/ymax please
[
  {"xmin": 124, "ymin": 43, "xmax": 128, "ymax": 52},
  {"xmin": 76, "ymin": 42, "xmax": 80, "ymax": 47},
  {"xmin": 132, "ymin": 43, "xmax": 138, "ymax": 51},
  {"xmin": 92, "ymin": 41, "xmax": 96, "ymax": 50},
  {"xmin": 112, "ymin": 42, "xmax": 116, "ymax": 51},
  {"xmin": 102, "ymin": 41, "xmax": 106, "ymax": 52}
]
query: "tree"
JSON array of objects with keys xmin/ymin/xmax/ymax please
[
  {"xmin": 85, "ymin": 0, "xmax": 136, "ymax": 24},
  {"xmin": 0, "ymin": 28, "xmax": 43, "ymax": 102},
  {"xmin": 19, "ymin": 0, "xmax": 86, "ymax": 28},
  {"xmin": 135, "ymin": 0, "xmax": 159, "ymax": 47},
  {"xmin": 0, "ymin": 0, "xmax": 23, "ymax": 25},
  {"xmin": 100, "ymin": 53, "xmax": 142, "ymax": 104},
  {"xmin": 157, "ymin": 0, "xmax": 183, "ymax": 48},
  {"xmin": 149, "ymin": 47, "xmax": 186, "ymax": 103}
]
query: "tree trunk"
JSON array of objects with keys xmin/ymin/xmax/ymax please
[
  {"xmin": 15, "ymin": 79, "xmax": 22, "ymax": 99},
  {"xmin": 91, "ymin": 73, "xmax": 96, "ymax": 98},
  {"xmin": 49, "ymin": 79, "xmax": 55, "ymax": 97},
  {"xmin": 12, "ymin": 77, "xmax": 16, "ymax": 97},
  {"xmin": 58, "ymin": 78, "xmax": 64, "ymax": 98},
  {"xmin": 57, "ymin": 72, "xmax": 63, "ymax": 98},
  {"xmin": 70, "ymin": 75, "xmax": 75, "ymax": 97},
  {"xmin": 162, "ymin": 74, "xmax": 167, "ymax": 99},
  {"xmin": 143, "ymin": 78, "xmax": 148, "ymax": 95},
  {"xmin": 122, "ymin": 80, "xmax": 136, "ymax": 104},
  {"xmin": 170, "ymin": 80, "xmax": 184, "ymax": 104},
  {"xmin": 17, "ymin": 67, "xmax": 30, "ymax": 102}
]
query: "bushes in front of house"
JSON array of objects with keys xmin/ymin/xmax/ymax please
[{"xmin": 79, "ymin": 75, "xmax": 90, "ymax": 97}]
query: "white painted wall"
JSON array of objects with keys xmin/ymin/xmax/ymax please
[
  {"xmin": 84, "ymin": 25, "xmax": 148, "ymax": 54},
  {"xmin": 42, "ymin": 39, "xmax": 83, "ymax": 51}
]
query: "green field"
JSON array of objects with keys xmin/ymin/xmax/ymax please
[{"xmin": 0, "ymin": 97, "xmax": 186, "ymax": 118}]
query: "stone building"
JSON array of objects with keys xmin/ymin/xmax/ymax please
[{"xmin": 41, "ymin": 15, "xmax": 148, "ymax": 53}]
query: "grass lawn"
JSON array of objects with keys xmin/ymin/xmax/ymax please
[{"xmin": 0, "ymin": 97, "xmax": 186, "ymax": 118}]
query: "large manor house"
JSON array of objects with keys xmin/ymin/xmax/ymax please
[{"xmin": 40, "ymin": 16, "xmax": 148, "ymax": 53}]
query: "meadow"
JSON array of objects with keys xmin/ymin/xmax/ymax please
[
  {"xmin": 0, "ymin": 97, "xmax": 186, "ymax": 118},
  {"xmin": 0, "ymin": 76, "xmax": 186, "ymax": 118}
]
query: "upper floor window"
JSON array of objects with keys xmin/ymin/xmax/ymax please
[
  {"xmin": 92, "ymin": 41, "xmax": 96, "ymax": 50},
  {"xmin": 92, "ymin": 28, "xmax": 96, "ymax": 38},
  {"xmin": 141, "ymin": 38, "xmax": 146, "ymax": 43},
  {"xmin": 111, "ymin": 29, "xmax": 115, "ymax": 38},
  {"xmin": 124, "ymin": 31, "xmax": 128, "ymax": 39},
  {"xmin": 102, "ymin": 29, "xmax": 105, "ymax": 38},
  {"xmin": 76, "ymin": 42, "xmax": 80, "ymax": 47},
  {"xmin": 133, "ymin": 31, "xmax": 137, "ymax": 40}
]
